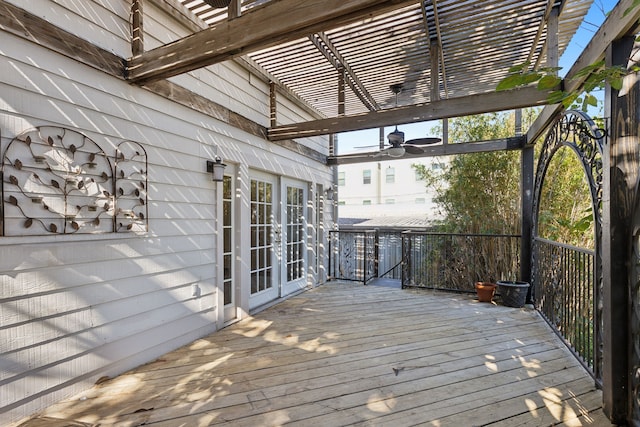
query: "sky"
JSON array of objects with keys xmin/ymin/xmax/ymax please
[{"xmin": 335, "ymin": 0, "xmax": 618, "ymax": 155}]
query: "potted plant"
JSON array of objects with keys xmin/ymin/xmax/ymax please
[
  {"xmin": 475, "ymin": 281, "xmax": 497, "ymax": 303},
  {"xmin": 496, "ymin": 280, "xmax": 530, "ymax": 308}
]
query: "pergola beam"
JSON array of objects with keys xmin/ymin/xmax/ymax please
[
  {"xmin": 126, "ymin": 0, "xmax": 416, "ymax": 85},
  {"xmin": 308, "ymin": 32, "xmax": 379, "ymax": 111},
  {"xmin": 269, "ymin": 86, "xmax": 550, "ymax": 141}
]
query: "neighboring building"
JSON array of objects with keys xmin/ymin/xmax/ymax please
[{"xmin": 337, "ymin": 157, "xmax": 445, "ymax": 226}]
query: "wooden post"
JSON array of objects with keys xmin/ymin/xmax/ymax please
[
  {"xmin": 602, "ymin": 35, "xmax": 639, "ymax": 424},
  {"xmin": 229, "ymin": 0, "xmax": 241, "ymax": 19},
  {"xmin": 131, "ymin": 0, "xmax": 144, "ymax": 57}
]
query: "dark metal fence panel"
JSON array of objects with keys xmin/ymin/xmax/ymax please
[
  {"xmin": 329, "ymin": 230, "xmax": 376, "ymax": 284},
  {"xmin": 401, "ymin": 232, "xmax": 520, "ymax": 292},
  {"xmin": 534, "ymin": 237, "xmax": 599, "ymax": 381},
  {"xmin": 377, "ymin": 231, "xmax": 403, "ymax": 279}
]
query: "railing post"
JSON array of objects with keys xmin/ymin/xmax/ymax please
[{"xmin": 521, "ymin": 145, "xmax": 534, "ymax": 302}]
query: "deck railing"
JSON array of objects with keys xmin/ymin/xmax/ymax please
[
  {"xmin": 401, "ymin": 231, "xmax": 521, "ymax": 292},
  {"xmin": 534, "ymin": 237, "xmax": 599, "ymax": 382},
  {"xmin": 329, "ymin": 229, "xmax": 377, "ymax": 284}
]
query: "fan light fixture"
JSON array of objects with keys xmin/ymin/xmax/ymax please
[{"xmin": 387, "ymin": 146, "xmax": 405, "ymax": 157}]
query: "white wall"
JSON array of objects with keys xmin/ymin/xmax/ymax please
[{"xmin": 0, "ymin": 1, "xmax": 333, "ymax": 424}]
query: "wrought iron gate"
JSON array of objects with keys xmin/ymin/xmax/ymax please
[{"xmin": 531, "ymin": 110, "xmax": 605, "ymax": 383}]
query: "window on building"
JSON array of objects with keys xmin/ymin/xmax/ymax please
[
  {"xmin": 363, "ymin": 169, "xmax": 371, "ymax": 184},
  {"xmin": 338, "ymin": 201, "xmax": 346, "ymax": 206},
  {"xmin": 338, "ymin": 171, "xmax": 345, "ymax": 186},
  {"xmin": 363, "ymin": 200, "xmax": 372, "ymax": 205},
  {"xmin": 415, "ymin": 197, "xmax": 426, "ymax": 204},
  {"xmin": 386, "ymin": 167, "xmax": 395, "ymax": 184},
  {"xmin": 415, "ymin": 169, "xmax": 422, "ymax": 181},
  {"xmin": 385, "ymin": 199, "xmax": 395, "ymax": 204}
]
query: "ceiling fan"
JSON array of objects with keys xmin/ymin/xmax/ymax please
[{"xmin": 358, "ymin": 84, "xmax": 441, "ymax": 158}]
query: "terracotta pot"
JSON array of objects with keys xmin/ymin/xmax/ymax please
[{"xmin": 475, "ymin": 282, "xmax": 497, "ymax": 303}]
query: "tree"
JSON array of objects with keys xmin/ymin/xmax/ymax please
[
  {"xmin": 414, "ymin": 111, "xmax": 533, "ymax": 234},
  {"xmin": 415, "ymin": 110, "xmax": 595, "ymax": 248}
]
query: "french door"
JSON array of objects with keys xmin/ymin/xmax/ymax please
[
  {"xmin": 222, "ymin": 174, "xmax": 236, "ymax": 322},
  {"xmin": 281, "ymin": 178, "xmax": 308, "ymax": 295},
  {"xmin": 249, "ymin": 174, "xmax": 277, "ymax": 309}
]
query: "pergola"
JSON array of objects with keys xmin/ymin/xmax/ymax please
[
  {"xmin": 128, "ymin": 1, "xmax": 640, "ymax": 424},
  {"xmin": 3, "ymin": 0, "xmax": 640, "ymax": 424}
]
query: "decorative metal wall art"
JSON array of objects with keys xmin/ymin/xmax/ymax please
[{"xmin": 1, "ymin": 126, "xmax": 148, "ymax": 236}]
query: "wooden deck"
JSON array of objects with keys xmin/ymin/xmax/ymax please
[{"xmin": 16, "ymin": 282, "xmax": 611, "ymax": 426}]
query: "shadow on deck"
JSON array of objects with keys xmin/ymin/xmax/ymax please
[{"xmin": 14, "ymin": 282, "xmax": 611, "ymax": 426}]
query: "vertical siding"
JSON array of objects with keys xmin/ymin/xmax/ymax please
[{"xmin": 0, "ymin": 2, "xmax": 332, "ymax": 425}]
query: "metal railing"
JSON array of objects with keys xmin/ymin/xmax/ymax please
[
  {"xmin": 534, "ymin": 237, "xmax": 599, "ymax": 381},
  {"xmin": 401, "ymin": 231, "xmax": 521, "ymax": 292},
  {"xmin": 329, "ymin": 229, "xmax": 377, "ymax": 284}
]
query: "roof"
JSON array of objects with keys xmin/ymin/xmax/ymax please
[
  {"xmin": 178, "ymin": 0, "xmax": 593, "ymax": 119},
  {"xmin": 339, "ymin": 215, "xmax": 434, "ymax": 229}
]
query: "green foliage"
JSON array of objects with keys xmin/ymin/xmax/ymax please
[
  {"xmin": 536, "ymin": 147, "xmax": 595, "ymax": 248},
  {"xmin": 414, "ymin": 111, "xmax": 530, "ymax": 235},
  {"xmin": 496, "ymin": 58, "xmax": 639, "ymax": 112},
  {"xmin": 414, "ymin": 110, "xmax": 595, "ymax": 248}
]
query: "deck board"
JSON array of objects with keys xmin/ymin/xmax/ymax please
[{"xmin": 14, "ymin": 282, "xmax": 611, "ymax": 426}]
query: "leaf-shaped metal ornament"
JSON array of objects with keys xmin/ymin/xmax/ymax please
[
  {"xmin": 78, "ymin": 181, "xmax": 84, "ymax": 189},
  {"xmin": 71, "ymin": 221, "xmax": 80, "ymax": 231},
  {"xmin": 69, "ymin": 144, "xmax": 76, "ymax": 153},
  {"xmin": 89, "ymin": 153, "xmax": 96, "ymax": 162},
  {"xmin": 93, "ymin": 217, "xmax": 100, "ymax": 226},
  {"xmin": 103, "ymin": 190, "xmax": 110, "ymax": 197},
  {"xmin": 49, "ymin": 223, "xmax": 57, "ymax": 233},
  {"xmin": 43, "ymin": 203, "xmax": 49, "ymax": 210},
  {"xmin": 9, "ymin": 175, "xmax": 18, "ymax": 185},
  {"xmin": 127, "ymin": 223, "xmax": 133, "ymax": 230},
  {"xmin": 25, "ymin": 136, "xmax": 32, "ymax": 145},
  {"xmin": 139, "ymin": 198, "xmax": 145, "ymax": 205},
  {"xmin": 101, "ymin": 172, "xmax": 109, "ymax": 180},
  {"xmin": 118, "ymin": 187, "xmax": 124, "ymax": 196},
  {"xmin": 7, "ymin": 195, "xmax": 18, "ymax": 205},
  {"xmin": 24, "ymin": 218, "xmax": 33, "ymax": 228},
  {"xmin": 47, "ymin": 136, "xmax": 54, "ymax": 146},
  {"xmin": 14, "ymin": 159, "xmax": 22, "ymax": 170},
  {"xmin": 139, "ymin": 212, "xmax": 145, "ymax": 219},
  {"xmin": 51, "ymin": 179, "xmax": 60, "ymax": 189}
]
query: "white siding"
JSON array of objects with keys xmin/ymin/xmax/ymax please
[{"xmin": 0, "ymin": 2, "xmax": 333, "ymax": 424}]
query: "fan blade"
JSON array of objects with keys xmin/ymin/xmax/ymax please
[
  {"xmin": 354, "ymin": 144, "xmax": 387, "ymax": 149},
  {"xmin": 405, "ymin": 137, "xmax": 442, "ymax": 145},
  {"xmin": 404, "ymin": 145, "xmax": 424, "ymax": 155}
]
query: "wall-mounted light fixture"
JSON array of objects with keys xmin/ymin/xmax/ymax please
[
  {"xmin": 206, "ymin": 156, "xmax": 227, "ymax": 182},
  {"xmin": 325, "ymin": 186, "xmax": 336, "ymax": 201}
]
